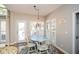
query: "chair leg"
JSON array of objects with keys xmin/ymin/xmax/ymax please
[{"xmin": 47, "ymin": 49, "xmax": 49, "ymax": 54}]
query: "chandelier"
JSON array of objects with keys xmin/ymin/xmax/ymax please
[{"xmin": 33, "ymin": 5, "xmax": 40, "ymax": 28}]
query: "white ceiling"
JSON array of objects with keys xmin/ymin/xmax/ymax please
[{"xmin": 5, "ymin": 4, "xmax": 62, "ymax": 16}]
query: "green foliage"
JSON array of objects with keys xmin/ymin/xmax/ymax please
[{"xmin": 0, "ymin": 5, "xmax": 7, "ymax": 15}]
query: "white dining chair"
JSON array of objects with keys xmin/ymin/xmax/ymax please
[
  {"xmin": 36, "ymin": 41, "xmax": 49, "ymax": 54},
  {"xmin": 27, "ymin": 42, "xmax": 36, "ymax": 54},
  {"xmin": 37, "ymin": 44, "xmax": 49, "ymax": 54}
]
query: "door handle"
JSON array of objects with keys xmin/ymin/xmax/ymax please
[{"xmin": 76, "ymin": 36, "xmax": 79, "ymax": 39}]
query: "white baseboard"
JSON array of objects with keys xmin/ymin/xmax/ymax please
[{"xmin": 53, "ymin": 44, "xmax": 69, "ymax": 54}]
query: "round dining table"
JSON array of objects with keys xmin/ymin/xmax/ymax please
[{"xmin": 31, "ymin": 35, "xmax": 48, "ymax": 42}]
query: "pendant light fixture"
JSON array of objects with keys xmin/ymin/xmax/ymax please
[{"xmin": 33, "ymin": 5, "xmax": 40, "ymax": 28}]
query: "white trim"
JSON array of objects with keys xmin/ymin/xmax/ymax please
[
  {"xmin": 72, "ymin": 10, "xmax": 79, "ymax": 54},
  {"xmin": 53, "ymin": 44, "xmax": 69, "ymax": 54},
  {"xmin": 6, "ymin": 13, "xmax": 10, "ymax": 45}
]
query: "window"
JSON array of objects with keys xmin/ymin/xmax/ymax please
[
  {"xmin": 0, "ymin": 20, "xmax": 6, "ymax": 43},
  {"xmin": 0, "ymin": 4, "xmax": 6, "ymax": 8},
  {"xmin": 30, "ymin": 21, "xmax": 44, "ymax": 36},
  {"xmin": 30, "ymin": 21, "xmax": 37, "ymax": 36},
  {"xmin": 46, "ymin": 19, "xmax": 56, "ymax": 44},
  {"xmin": 0, "ymin": 4, "xmax": 7, "ymax": 43},
  {"xmin": 0, "ymin": 5, "xmax": 7, "ymax": 16},
  {"xmin": 18, "ymin": 22, "xmax": 25, "ymax": 41}
]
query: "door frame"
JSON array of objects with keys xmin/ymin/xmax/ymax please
[{"xmin": 72, "ymin": 10, "xmax": 79, "ymax": 54}]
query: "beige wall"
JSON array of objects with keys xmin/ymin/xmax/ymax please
[
  {"xmin": 7, "ymin": 4, "xmax": 79, "ymax": 53},
  {"xmin": 46, "ymin": 4, "xmax": 79, "ymax": 53},
  {"xmin": 9, "ymin": 11, "xmax": 45, "ymax": 43}
]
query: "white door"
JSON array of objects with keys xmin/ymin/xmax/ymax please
[{"xmin": 17, "ymin": 21, "xmax": 26, "ymax": 43}]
